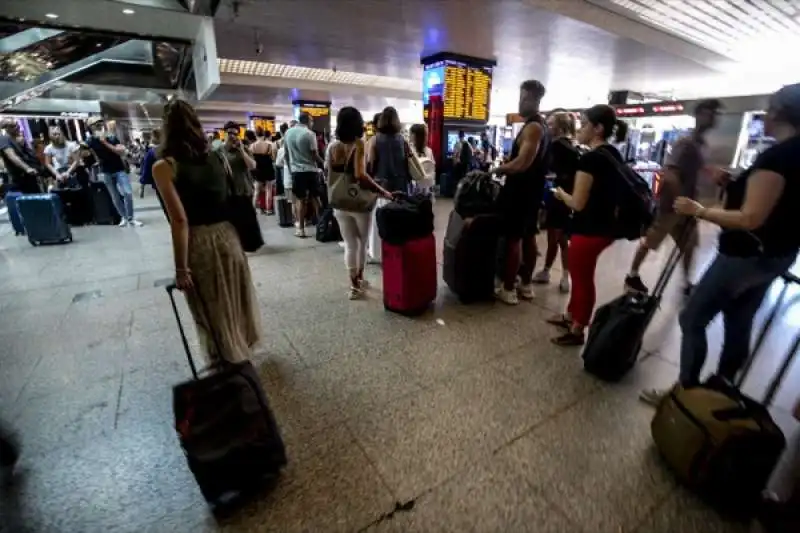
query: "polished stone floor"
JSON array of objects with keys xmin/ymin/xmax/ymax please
[{"xmin": 0, "ymin": 191, "xmax": 798, "ymax": 532}]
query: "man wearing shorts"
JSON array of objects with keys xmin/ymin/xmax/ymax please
[
  {"xmin": 625, "ymin": 99, "xmax": 721, "ymax": 295},
  {"xmin": 493, "ymin": 80, "xmax": 549, "ymax": 305},
  {"xmin": 283, "ymin": 113, "xmax": 324, "ymax": 237}
]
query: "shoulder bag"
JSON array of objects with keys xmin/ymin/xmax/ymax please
[
  {"xmin": 328, "ymin": 144, "xmax": 377, "ymax": 213},
  {"xmin": 216, "ymin": 150, "xmax": 264, "ymax": 252}
]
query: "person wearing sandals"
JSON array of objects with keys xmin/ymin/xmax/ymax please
[
  {"xmin": 547, "ymin": 104, "xmax": 628, "ymax": 346},
  {"xmin": 327, "ymin": 107, "xmax": 393, "ymax": 300},
  {"xmin": 152, "ymin": 100, "xmax": 261, "ymax": 365}
]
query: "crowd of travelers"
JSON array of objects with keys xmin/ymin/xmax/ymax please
[{"xmin": 2, "ymin": 80, "xmax": 800, "ymax": 527}]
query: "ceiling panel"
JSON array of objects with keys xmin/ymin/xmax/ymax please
[{"xmin": 213, "ymin": 0, "xmax": 717, "ymax": 109}]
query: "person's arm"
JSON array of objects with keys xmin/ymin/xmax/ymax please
[
  {"xmin": 99, "ymin": 137, "xmax": 126, "ymax": 155},
  {"xmin": 309, "ymin": 132, "xmax": 325, "ymax": 167},
  {"xmin": 2, "ymin": 147, "xmax": 36, "ymax": 175},
  {"xmin": 153, "ymin": 159, "xmax": 191, "ymax": 283},
  {"xmin": 677, "ymin": 170, "xmax": 785, "ymax": 230},
  {"xmin": 354, "ymin": 139, "xmax": 392, "ymax": 199},
  {"xmin": 65, "ymin": 145, "xmax": 80, "ymax": 175},
  {"xmin": 556, "ymin": 171, "xmax": 593, "ymax": 211},
  {"xmin": 495, "ymin": 123, "xmax": 543, "ymax": 175},
  {"xmin": 239, "ymin": 145, "xmax": 256, "ymax": 170},
  {"xmin": 44, "ymin": 149, "xmax": 60, "ymax": 178},
  {"xmin": 405, "ymin": 141, "xmax": 425, "ymax": 181}
]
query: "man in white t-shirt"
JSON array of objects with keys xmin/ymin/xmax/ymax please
[{"xmin": 44, "ymin": 126, "xmax": 79, "ymax": 186}]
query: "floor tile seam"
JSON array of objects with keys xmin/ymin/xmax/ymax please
[
  {"xmin": 6, "ymin": 350, "xmax": 47, "ymax": 408},
  {"xmin": 513, "ymin": 477, "xmax": 592, "ymax": 533}
]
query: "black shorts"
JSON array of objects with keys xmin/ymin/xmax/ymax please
[
  {"xmin": 291, "ymin": 171, "xmax": 319, "ymax": 200},
  {"xmin": 498, "ymin": 185, "xmax": 541, "ymax": 239}
]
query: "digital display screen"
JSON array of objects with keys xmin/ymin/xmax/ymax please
[
  {"xmin": 298, "ymin": 106, "xmax": 330, "ymax": 119},
  {"xmin": 424, "ymin": 59, "xmax": 493, "ymax": 123},
  {"xmin": 293, "ymin": 100, "xmax": 331, "ymax": 133}
]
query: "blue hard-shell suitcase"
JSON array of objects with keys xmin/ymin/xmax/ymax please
[
  {"xmin": 5, "ymin": 191, "xmax": 25, "ymax": 235},
  {"xmin": 17, "ymin": 193, "xmax": 73, "ymax": 246}
]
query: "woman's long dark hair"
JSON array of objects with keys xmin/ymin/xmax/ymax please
[
  {"xmin": 409, "ymin": 123, "xmax": 427, "ymax": 156},
  {"xmin": 159, "ymin": 99, "xmax": 208, "ymax": 161},
  {"xmin": 584, "ymin": 104, "xmax": 628, "ymax": 143},
  {"xmin": 377, "ymin": 106, "xmax": 402, "ymax": 135}
]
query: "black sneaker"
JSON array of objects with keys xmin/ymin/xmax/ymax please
[{"xmin": 624, "ymin": 274, "xmax": 649, "ymax": 294}]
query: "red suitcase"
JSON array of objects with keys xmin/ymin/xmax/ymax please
[{"xmin": 382, "ymin": 234, "xmax": 437, "ymax": 316}]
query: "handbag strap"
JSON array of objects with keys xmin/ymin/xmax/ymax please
[{"xmin": 215, "ymin": 149, "xmax": 236, "ymax": 195}]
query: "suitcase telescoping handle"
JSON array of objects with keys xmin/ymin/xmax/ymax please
[
  {"xmin": 166, "ymin": 283, "xmax": 229, "ymax": 381},
  {"xmin": 737, "ymin": 272, "xmax": 800, "ymax": 406}
]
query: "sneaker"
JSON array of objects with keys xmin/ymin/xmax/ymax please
[
  {"xmin": 532, "ymin": 270, "xmax": 551, "ymax": 284},
  {"xmin": 294, "ymin": 229, "xmax": 307, "ymax": 238},
  {"xmin": 118, "ymin": 219, "xmax": 128, "ymax": 227},
  {"xmin": 625, "ymin": 274, "xmax": 649, "ymax": 294},
  {"xmin": 639, "ymin": 387, "xmax": 672, "ymax": 407},
  {"xmin": 517, "ymin": 283, "xmax": 535, "ymax": 300},
  {"xmin": 128, "ymin": 219, "xmax": 144, "ymax": 227},
  {"xmin": 558, "ymin": 276, "xmax": 570, "ymax": 294},
  {"xmin": 348, "ymin": 287, "xmax": 363, "ymax": 300},
  {"xmin": 358, "ymin": 278, "xmax": 369, "ymax": 289},
  {"xmin": 495, "ymin": 287, "xmax": 519, "ymax": 305},
  {"xmin": 551, "ymin": 331, "xmax": 585, "ymax": 346}
]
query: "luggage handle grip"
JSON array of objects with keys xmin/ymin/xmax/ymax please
[
  {"xmin": 736, "ymin": 272, "xmax": 800, "ymax": 405},
  {"xmin": 166, "ymin": 283, "xmax": 230, "ymax": 381}
]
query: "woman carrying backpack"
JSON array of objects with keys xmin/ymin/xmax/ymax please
[{"xmin": 546, "ymin": 104, "xmax": 628, "ymax": 346}]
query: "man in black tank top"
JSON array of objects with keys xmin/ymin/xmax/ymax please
[{"xmin": 494, "ymin": 80, "xmax": 549, "ymax": 305}]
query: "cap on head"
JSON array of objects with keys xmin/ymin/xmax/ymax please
[
  {"xmin": 87, "ymin": 117, "xmax": 105, "ymax": 129},
  {"xmin": 694, "ymin": 99, "xmax": 722, "ymax": 116},
  {"xmin": 770, "ymin": 83, "xmax": 800, "ymax": 128}
]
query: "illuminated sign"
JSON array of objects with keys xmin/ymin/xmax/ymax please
[
  {"xmin": 422, "ymin": 54, "xmax": 495, "ymax": 124},
  {"xmin": 250, "ymin": 115, "xmax": 276, "ymax": 135},
  {"xmin": 614, "ymin": 102, "xmax": 687, "ymax": 117},
  {"xmin": 292, "ymin": 100, "xmax": 331, "ymax": 133},
  {"xmin": 298, "ymin": 106, "xmax": 330, "ymax": 118}
]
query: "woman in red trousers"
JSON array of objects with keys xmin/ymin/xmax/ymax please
[{"xmin": 547, "ymin": 104, "xmax": 628, "ymax": 346}]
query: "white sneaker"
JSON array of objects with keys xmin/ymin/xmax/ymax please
[
  {"xmin": 532, "ymin": 270, "xmax": 550, "ymax": 284},
  {"xmin": 118, "ymin": 219, "xmax": 128, "ymax": 227},
  {"xmin": 517, "ymin": 283, "xmax": 535, "ymax": 300},
  {"xmin": 559, "ymin": 276, "xmax": 570, "ymax": 294},
  {"xmin": 129, "ymin": 219, "xmax": 144, "ymax": 227},
  {"xmin": 639, "ymin": 386, "xmax": 673, "ymax": 407},
  {"xmin": 495, "ymin": 287, "xmax": 519, "ymax": 305}
]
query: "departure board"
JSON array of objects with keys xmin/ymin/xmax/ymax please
[
  {"xmin": 426, "ymin": 59, "xmax": 492, "ymax": 123},
  {"xmin": 293, "ymin": 100, "xmax": 331, "ymax": 133},
  {"xmin": 298, "ymin": 106, "xmax": 330, "ymax": 119}
]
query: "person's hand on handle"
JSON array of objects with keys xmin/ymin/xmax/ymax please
[
  {"xmin": 175, "ymin": 268, "xmax": 194, "ymax": 292},
  {"xmin": 553, "ymin": 187, "xmax": 567, "ymax": 202},
  {"xmin": 674, "ymin": 196, "xmax": 705, "ymax": 217}
]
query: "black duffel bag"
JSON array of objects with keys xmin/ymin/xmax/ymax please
[
  {"xmin": 376, "ymin": 193, "xmax": 434, "ymax": 245},
  {"xmin": 454, "ymin": 170, "xmax": 500, "ymax": 218}
]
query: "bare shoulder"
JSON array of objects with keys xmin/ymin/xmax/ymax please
[{"xmin": 152, "ymin": 158, "xmax": 175, "ymax": 179}]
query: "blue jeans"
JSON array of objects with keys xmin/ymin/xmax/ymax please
[
  {"xmin": 678, "ymin": 252, "xmax": 795, "ymax": 386},
  {"xmin": 101, "ymin": 170, "xmax": 134, "ymax": 221}
]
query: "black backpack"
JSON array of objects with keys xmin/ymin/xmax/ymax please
[{"xmin": 598, "ymin": 150, "xmax": 655, "ymax": 240}]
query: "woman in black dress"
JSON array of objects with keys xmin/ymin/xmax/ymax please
[{"xmin": 533, "ymin": 111, "xmax": 580, "ymax": 293}]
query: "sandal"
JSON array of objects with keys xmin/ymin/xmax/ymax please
[
  {"xmin": 545, "ymin": 314, "xmax": 571, "ymax": 330},
  {"xmin": 551, "ymin": 331, "xmax": 585, "ymax": 347}
]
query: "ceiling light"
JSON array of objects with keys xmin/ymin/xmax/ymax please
[
  {"xmin": 45, "ymin": 13, "xmax": 59, "ymax": 19},
  {"xmin": 122, "ymin": 8, "xmax": 135, "ymax": 15}
]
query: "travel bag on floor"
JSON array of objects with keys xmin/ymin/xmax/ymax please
[
  {"xmin": 276, "ymin": 196, "xmax": 293, "ymax": 228},
  {"xmin": 315, "ymin": 206, "xmax": 340, "ymax": 243},
  {"xmin": 443, "ymin": 211, "xmax": 500, "ymax": 303},
  {"xmin": 651, "ymin": 273, "xmax": 800, "ymax": 516},
  {"xmin": 17, "ymin": 193, "xmax": 72, "ymax": 246},
  {"xmin": 382, "ymin": 233, "xmax": 437, "ymax": 316},
  {"xmin": 52, "ymin": 187, "xmax": 93, "ymax": 226},
  {"xmin": 582, "ymin": 222, "xmax": 691, "ymax": 381},
  {"xmin": 166, "ymin": 284, "xmax": 287, "ymax": 505},
  {"xmin": 376, "ymin": 193, "xmax": 434, "ymax": 245},
  {"xmin": 5, "ymin": 191, "xmax": 25, "ymax": 235},
  {"xmin": 89, "ymin": 182, "xmax": 121, "ymax": 225}
]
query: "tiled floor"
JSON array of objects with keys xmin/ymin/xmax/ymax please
[{"xmin": 0, "ymin": 192, "xmax": 798, "ymax": 532}]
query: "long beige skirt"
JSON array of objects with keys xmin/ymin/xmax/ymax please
[{"xmin": 184, "ymin": 221, "xmax": 261, "ymax": 365}]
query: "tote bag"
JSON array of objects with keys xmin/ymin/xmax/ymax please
[
  {"xmin": 328, "ymin": 145, "xmax": 377, "ymax": 213},
  {"xmin": 217, "ymin": 151, "xmax": 264, "ymax": 252}
]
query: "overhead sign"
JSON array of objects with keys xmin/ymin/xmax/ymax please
[
  {"xmin": 192, "ymin": 18, "xmax": 220, "ymax": 100},
  {"xmin": 614, "ymin": 102, "xmax": 686, "ymax": 117},
  {"xmin": 292, "ymin": 100, "xmax": 331, "ymax": 133},
  {"xmin": 421, "ymin": 53, "xmax": 495, "ymax": 124},
  {"xmin": 249, "ymin": 114, "xmax": 276, "ymax": 135}
]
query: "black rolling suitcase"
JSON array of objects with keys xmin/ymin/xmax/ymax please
[
  {"xmin": 315, "ymin": 206, "xmax": 340, "ymax": 242},
  {"xmin": 443, "ymin": 211, "xmax": 500, "ymax": 303},
  {"xmin": 166, "ymin": 284, "xmax": 287, "ymax": 505},
  {"xmin": 652, "ymin": 273, "xmax": 800, "ymax": 516},
  {"xmin": 276, "ymin": 196, "xmax": 293, "ymax": 228},
  {"xmin": 52, "ymin": 187, "xmax": 93, "ymax": 226},
  {"xmin": 89, "ymin": 182, "xmax": 121, "ymax": 225},
  {"xmin": 582, "ymin": 222, "xmax": 691, "ymax": 381}
]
